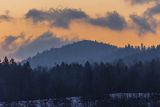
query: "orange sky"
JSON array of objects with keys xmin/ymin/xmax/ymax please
[
  {"xmin": 0, "ymin": 0, "xmax": 159, "ymax": 59},
  {"xmin": 0, "ymin": 0, "xmax": 146, "ymax": 17}
]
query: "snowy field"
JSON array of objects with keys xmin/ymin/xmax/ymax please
[{"xmin": 0, "ymin": 93, "xmax": 160, "ymax": 107}]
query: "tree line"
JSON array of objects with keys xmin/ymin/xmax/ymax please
[{"xmin": 0, "ymin": 57, "xmax": 160, "ymax": 101}]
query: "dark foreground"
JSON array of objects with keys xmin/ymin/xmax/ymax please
[{"xmin": 1, "ymin": 93, "xmax": 160, "ymax": 107}]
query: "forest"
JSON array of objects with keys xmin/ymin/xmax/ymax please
[{"xmin": 0, "ymin": 57, "xmax": 160, "ymax": 101}]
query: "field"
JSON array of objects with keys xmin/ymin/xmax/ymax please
[{"xmin": 0, "ymin": 93, "xmax": 160, "ymax": 107}]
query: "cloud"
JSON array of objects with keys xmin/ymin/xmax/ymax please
[
  {"xmin": 26, "ymin": 8, "xmax": 159, "ymax": 35},
  {"xmin": 130, "ymin": 14, "xmax": 157, "ymax": 35},
  {"xmin": 88, "ymin": 11, "xmax": 127, "ymax": 31},
  {"xmin": 0, "ymin": 10, "xmax": 13, "ymax": 22},
  {"xmin": 14, "ymin": 31, "xmax": 72, "ymax": 59},
  {"xmin": 127, "ymin": 0, "xmax": 157, "ymax": 5},
  {"xmin": 26, "ymin": 8, "xmax": 127, "ymax": 31},
  {"xmin": 145, "ymin": 4, "xmax": 160, "ymax": 16},
  {"xmin": 25, "ymin": 9, "xmax": 48, "ymax": 23},
  {"xmin": 0, "ymin": 14, "xmax": 13, "ymax": 21},
  {"xmin": 2, "ymin": 35, "xmax": 24, "ymax": 51},
  {"xmin": 25, "ymin": 8, "xmax": 88, "ymax": 28}
]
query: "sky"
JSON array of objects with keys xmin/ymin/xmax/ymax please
[{"xmin": 0, "ymin": 0, "xmax": 160, "ymax": 60}]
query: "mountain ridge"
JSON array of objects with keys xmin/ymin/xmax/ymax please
[{"xmin": 23, "ymin": 40, "xmax": 160, "ymax": 68}]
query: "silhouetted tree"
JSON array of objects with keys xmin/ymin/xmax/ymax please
[
  {"xmin": 2, "ymin": 56, "xmax": 9, "ymax": 64},
  {"xmin": 0, "ymin": 57, "xmax": 160, "ymax": 101}
]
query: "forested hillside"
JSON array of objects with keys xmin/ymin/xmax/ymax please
[
  {"xmin": 24, "ymin": 40, "xmax": 160, "ymax": 68},
  {"xmin": 1, "ymin": 57, "xmax": 160, "ymax": 101}
]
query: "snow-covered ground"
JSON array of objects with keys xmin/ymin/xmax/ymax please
[
  {"xmin": 109, "ymin": 93, "xmax": 152, "ymax": 99},
  {"xmin": 0, "ymin": 93, "xmax": 159, "ymax": 107},
  {"xmin": 0, "ymin": 97, "xmax": 85, "ymax": 107}
]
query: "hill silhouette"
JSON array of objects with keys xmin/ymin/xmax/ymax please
[{"xmin": 23, "ymin": 40, "xmax": 160, "ymax": 68}]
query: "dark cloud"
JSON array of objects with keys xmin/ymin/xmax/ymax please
[
  {"xmin": 145, "ymin": 4, "xmax": 160, "ymax": 16},
  {"xmin": 26, "ymin": 9, "xmax": 127, "ymax": 31},
  {"xmin": 26, "ymin": 8, "xmax": 159, "ymax": 34},
  {"xmin": 25, "ymin": 9, "xmax": 45, "ymax": 22},
  {"xmin": 130, "ymin": 14, "xmax": 157, "ymax": 35},
  {"xmin": 88, "ymin": 11, "xmax": 127, "ymax": 31},
  {"xmin": 25, "ymin": 8, "xmax": 88, "ymax": 28},
  {"xmin": 14, "ymin": 31, "xmax": 72, "ymax": 59},
  {"xmin": 127, "ymin": 0, "xmax": 157, "ymax": 5},
  {"xmin": 2, "ymin": 35, "xmax": 23, "ymax": 51},
  {"xmin": 2, "ymin": 36, "xmax": 17, "ymax": 50}
]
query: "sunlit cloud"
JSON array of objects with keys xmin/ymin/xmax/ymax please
[
  {"xmin": 2, "ymin": 34, "xmax": 24, "ymax": 51},
  {"xmin": 11, "ymin": 31, "xmax": 74, "ymax": 59}
]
